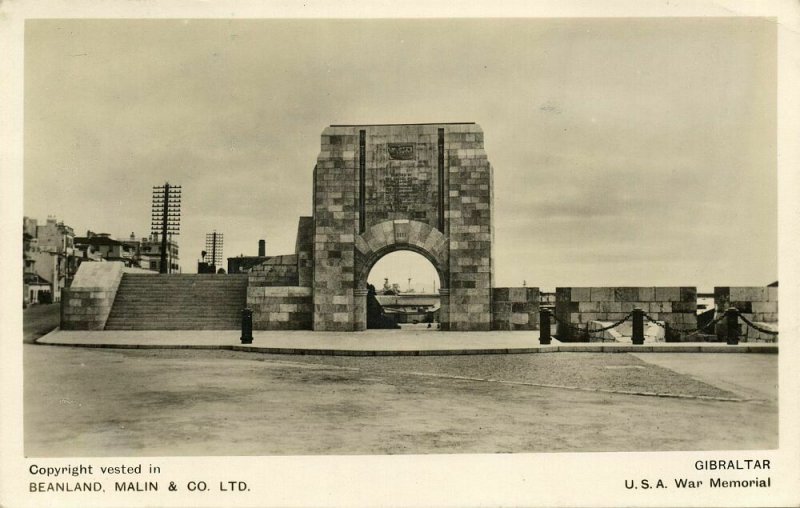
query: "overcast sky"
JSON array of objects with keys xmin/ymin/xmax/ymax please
[{"xmin": 23, "ymin": 18, "xmax": 776, "ymax": 291}]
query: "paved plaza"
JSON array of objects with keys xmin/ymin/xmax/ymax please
[
  {"xmin": 38, "ymin": 327, "xmax": 777, "ymax": 355},
  {"xmin": 24, "ymin": 333, "xmax": 777, "ymax": 457}
]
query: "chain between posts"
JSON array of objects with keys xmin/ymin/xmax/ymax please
[
  {"xmin": 738, "ymin": 312, "xmax": 779, "ymax": 335},
  {"xmin": 644, "ymin": 309, "xmax": 778, "ymax": 338},
  {"xmin": 643, "ymin": 311, "xmax": 726, "ymax": 335},
  {"xmin": 547, "ymin": 307, "xmax": 777, "ymax": 341},
  {"xmin": 548, "ymin": 311, "xmax": 633, "ymax": 339}
]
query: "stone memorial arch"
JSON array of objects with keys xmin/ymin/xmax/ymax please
[
  {"xmin": 312, "ymin": 123, "xmax": 494, "ymax": 331},
  {"xmin": 64, "ymin": 122, "xmax": 537, "ymax": 333}
]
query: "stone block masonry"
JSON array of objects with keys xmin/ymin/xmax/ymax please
[
  {"xmin": 445, "ymin": 125, "xmax": 493, "ymax": 331},
  {"xmin": 492, "ymin": 287, "xmax": 539, "ymax": 330},
  {"xmin": 295, "ymin": 216, "xmax": 314, "ymax": 287},
  {"xmin": 248, "ymin": 255, "xmax": 299, "ymax": 287},
  {"xmin": 555, "ymin": 287, "xmax": 697, "ymax": 342},
  {"xmin": 313, "ymin": 127, "xmax": 360, "ymax": 331},
  {"xmin": 245, "ymin": 217, "xmax": 315, "ymax": 330},
  {"xmin": 61, "ymin": 262, "xmax": 125, "ymax": 330},
  {"xmin": 248, "ymin": 286, "xmax": 313, "ymax": 330},
  {"xmin": 714, "ymin": 286, "xmax": 778, "ymax": 342},
  {"xmin": 314, "ymin": 123, "xmax": 493, "ymax": 331}
]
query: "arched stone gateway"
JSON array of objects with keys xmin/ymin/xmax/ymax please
[
  {"xmin": 312, "ymin": 123, "xmax": 493, "ymax": 331},
  {"xmin": 353, "ymin": 220, "xmax": 449, "ymax": 330},
  {"xmin": 354, "ymin": 220, "xmax": 449, "ymax": 285}
]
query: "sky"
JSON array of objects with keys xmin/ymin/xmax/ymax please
[{"xmin": 23, "ymin": 18, "xmax": 777, "ymax": 291}]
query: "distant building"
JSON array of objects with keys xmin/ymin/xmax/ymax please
[
  {"xmin": 73, "ymin": 231, "xmax": 180, "ymax": 273},
  {"xmin": 23, "ymin": 273, "xmax": 52, "ymax": 305},
  {"xmin": 227, "ymin": 239, "xmax": 269, "ymax": 274},
  {"xmin": 23, "ymin": 216, "xmax": 76, "ymax": 304},
  {"xmin": 139, "ymin": 234, "xmax": 180, "ymax": 273},
  {"xmin": 74, "ymin": 232, "xmax": 137, "ymax": 266}
]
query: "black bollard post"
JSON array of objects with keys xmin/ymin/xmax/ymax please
[
  {"xmin": 240, "ymin": 308, "xmax": 253, "ymax": 344},
  {"xmin": 632, "ymin": 307, "xmax": 644, "ymax": 345},
  {"xmin": 539, "ymin": 309, "xmax": 551, "ymax": 345},
  {"xmin": 725, "ymin": 307, "xmax": 739, "ymax": 345}
]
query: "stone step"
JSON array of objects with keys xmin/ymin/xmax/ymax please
[
  {"xmin": 117, "ymin": 291, "xmax": 247, "ymax": 294},
  {"xmin": 104, "ymin": 325, "xmax": 241, "ymax": 330},
  {"xmin": 116, "ymin": 287, "xmax": 246, "ymax": 291},
  {"xmin": 115, "ymin": 291, "xmax": 246, "ymax": 295},
  {"xmin": 106, "ymin": 321, "xmax": 242, "ymax": 326},
  {"xmin": 108, "ymin": 308, "xmax": 244, "ymax": 312},
  {"xmin": 114, "ymin": 289, "xmax": 247, "ymax": 293},
  {"xmin": 112, "ymin": 297, "xmax": 246, "ymax": 302},
  {"xmin": 107, "ymin": 318, "xmax": 241, "ymax": 321},
  {"xmin": 108, "ymin": 316, "xmax": 241, "ymax": 323},
  {"xmin": 117, "ymin": 282, "xmax": 247, "ymax": 287},
  {"xmin": 107, "ymin": 312, "xmax": 241, "ymax": 315},
  {"xmin": 119, "ymin": 279, "xmax": 246, "ymax": 282},
  {"xmin": 104, "ymin": 317, "xmax": 243, "ymax": 322},
  {"xmin": 116, "ymin": 284, "xmax": 246, "ymax": 287},
  {"xmin": 108, "ymin": 302, "xmax": 245, "ymax": 307},
  {"xmin": 106, "ymin": 273, "xmax": 249, "ymax": 330}
]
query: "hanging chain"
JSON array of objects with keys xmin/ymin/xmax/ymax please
[
  {"xmin": 738, "ymin": 313, "xmax": 779, "ymax": 335},
  {"xmin": 547, "ymin": 307, "xmax": 778, "ymax": 340},
  {"xmin": 548, "ymin": 311, "xmax": 633, "ymax": 340},
  {"xmin": 643, "ymin": 311, "xmax": 726, "ymax": 334}
]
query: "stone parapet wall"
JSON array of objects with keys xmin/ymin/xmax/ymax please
[
  {"xmin": 555, "ymin": 287, "xmax": 697, "ymax": 341},
  {"xmin": 714, "ymin": 286, "xmax": 778, "ymax": 343},
  {"xmin": 492, "ymin": 287, "xmax": 539, "ymax": 330},
  {"xmin": 60, "ymin": 261, "xmax": 125, "ymax": 330},
  {"xmin": 714, "ymin": 286, "xmax": 778, "ymax": 322},
  {"xmin": 248, "ymin": 286, "xmax": 313, "ymax": 330},
  {"xmin": 249, "ymin": 255, "xmax": 299, "ymax": 286}
]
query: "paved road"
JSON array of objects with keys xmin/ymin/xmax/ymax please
[
  {"xmin": 632, "ymin": 352, "xmax": 778, "ymax": 402},
  {"xmin": 22, "ymin": 305, "xmax": 777, "ymax": 456},
  {"xmin": 24, "ymin": 345, "xmax": 777, "ymax": 457}
]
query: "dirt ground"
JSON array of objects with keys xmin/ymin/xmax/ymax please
[
  {"xmin": 23, "ymin": 344, "xmax": 777, "ymax": 457},
  {"xmin": 21, "ymin": 303, "xmax": 60, "ymax": 344}
]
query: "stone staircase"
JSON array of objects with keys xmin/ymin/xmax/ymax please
[{"xmin": 105, "ymin": 274, "xmax": 248, "ymax": 330}]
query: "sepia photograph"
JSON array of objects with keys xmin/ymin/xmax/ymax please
[{"xmin": 2, "ymin": 1, "xmax": 799, "ymax": 507}]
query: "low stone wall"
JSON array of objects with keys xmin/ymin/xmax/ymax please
[
  {"xmin": 249, "ymin": 255, "xmax": 299, "ymax": 286},
  {"xmin": 714, "ymin": 286, "xmax": 778, "ymax": 342},
  {"xmin": 492, "ymin": 287, "xmax": 539, "ymax": 330},
  {"xmin": 555, "ymin": 287, "xmax": 697, "ymax": 341},
  {"xmin": 60, "ymin": 262, "xmax": 125, "ymax": 330},
  {"xmin": 714, "ymin": 286, "xmax": 778, "ymax": 322},
  {"xmin": 248, "ymin": 286, "xmax": 313, "ymax": 330},
  {"xmin": 295, "ymin": 217, "xmax": 314, "ymax": 287}
]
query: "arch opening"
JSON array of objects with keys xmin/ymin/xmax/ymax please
[{"xmin": 363, "ymin": 250, "xmax": 443, "ymax": 330}]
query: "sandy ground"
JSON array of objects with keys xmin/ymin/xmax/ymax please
[{"xmin": 23, "ymin": 344, "xmax": 777, "ymax": 457}]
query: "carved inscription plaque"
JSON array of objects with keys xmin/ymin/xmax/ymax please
[
  {"xmin": 387, "ymin": 143, "xmax": 415, "ymax": 160},
  {"xmin": 364, "ymin": 141, "xmax": 438, "ymax": 229}
]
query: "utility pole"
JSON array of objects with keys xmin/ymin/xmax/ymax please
[{"xmin": 151, "ymin": 182, "xmax": 181, "ymax": 274}]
